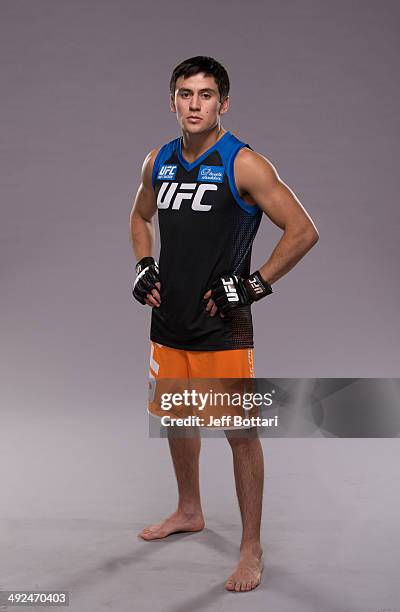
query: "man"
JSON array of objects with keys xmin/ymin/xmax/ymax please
[{"xmin": 130, "ymin": 56, "xmax": 319, "ymax": 592}]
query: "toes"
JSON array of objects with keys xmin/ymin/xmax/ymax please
[
  {"xmin": 226, "ymin": 568, "xmax": 262, "ymax": 592},
  {"xmin": 140, "ymin": 528, "xmax": 159, "ymax": 539},
  {"xmin": 141, "ymin": 526, "xmax": 158, "ymax": 535}
]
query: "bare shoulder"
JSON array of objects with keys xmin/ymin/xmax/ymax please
[
  {"xmin": 234, "ymin": 147, "xmax": 280, "ymax": 192},
  {"xmin": 141, "ymin": 147, "xmax": 161, "ymax": 188}
]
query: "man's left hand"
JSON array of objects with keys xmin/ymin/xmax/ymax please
[{"xmin": 203, "ymin": 271, "xmax": 273, "ymax": 318}]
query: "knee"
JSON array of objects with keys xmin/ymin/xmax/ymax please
[{"xmin": 225, "ymin": 428, "xmax": 259, "ymax": 449}]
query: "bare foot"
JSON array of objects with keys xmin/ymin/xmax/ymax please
[
  {"xmin": 139, "ymin": 510, "xmax": 205, "ymax": 540},
  {"xmin": 225, "ymin": 545, "xmax": 264, "ymax": 592}
]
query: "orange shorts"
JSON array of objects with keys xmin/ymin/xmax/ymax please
[{"xmin": 148, "ymin": 341, "xmax": 258, "ymax": 428}]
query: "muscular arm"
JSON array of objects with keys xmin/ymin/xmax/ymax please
[
  {"xmin": 234, "ymin": 148, "xmax": 319, "ymax": 285},
  {"xmin": 129, "ymin": 148, "xmax": 161, "ymax": 307},
  {"xmin": 129, "ymin": 148, "xmax": 159, "ymax": 261},
  {"xmin": 204, "ymin": 147, "xmax": 319, "ymax": 317}
]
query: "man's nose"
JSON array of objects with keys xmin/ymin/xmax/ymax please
[{"xmin": 189, "ymin": 95, "xmax": 201, "ymax": 110}]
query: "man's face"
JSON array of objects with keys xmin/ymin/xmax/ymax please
[{"xmin": 170, "ymin": 72, "xmax": 229, "ymax": 134}]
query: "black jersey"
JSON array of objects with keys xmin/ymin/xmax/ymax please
[{"xmin": 150, "ymin": 130, "xmax": 263, "ymax": 351}]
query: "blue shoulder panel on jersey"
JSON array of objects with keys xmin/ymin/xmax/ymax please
[
  {"xmin": 151, "ymin": 138, "xmax": 180, "ymax": 189},
  {"xmin": 218, "ymin": 133, "xmax": 260, "ymax": 216}
]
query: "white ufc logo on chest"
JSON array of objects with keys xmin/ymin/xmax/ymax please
[{"xmin": 157, "ymin": 182, "xmax": 218, "ymax": 211}]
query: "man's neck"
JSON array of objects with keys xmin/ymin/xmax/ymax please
[{"xmin": 181, "ymin": 125, "xmax": 226, "ymax": 162}]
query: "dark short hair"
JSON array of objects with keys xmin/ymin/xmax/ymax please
[{"xmin": 169, "ymin": 56, "xmax": 230, "ymax": 103}]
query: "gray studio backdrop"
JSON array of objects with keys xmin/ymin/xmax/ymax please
[{"xmin": 1, "ymin": 1, "xmax": 399, "ymax": 611}]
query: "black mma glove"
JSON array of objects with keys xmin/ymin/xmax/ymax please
[
  {"xmin": 132, "ymin": 256, "xmax": 160, "ymax": 305},
  {"xmin": 210, "ymin": 271, "xmax": 273, "ymax": 317}
]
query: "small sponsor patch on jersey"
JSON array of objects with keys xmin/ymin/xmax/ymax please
[
  {"xmin": 197, "ymin": 165, "xmax": 225, "ymax": 183},
  {"xmin": 157, "ymin": 164, "xmax": 178, "ymax": 180}
]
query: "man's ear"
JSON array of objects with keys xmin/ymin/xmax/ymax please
[
  {"xmin": 220, "ymin": 95, "xmax": 230, "ymax": 115},
  {"xmin": 169, "ymin": 94, "xmax": 176, "ymax": 113}
]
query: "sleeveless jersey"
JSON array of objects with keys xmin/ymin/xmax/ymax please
[{"xmin": 150, "ymin": 130, "xmax": 263, "ymax": 351}]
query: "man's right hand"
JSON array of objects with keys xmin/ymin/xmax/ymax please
[{"xmin": 132, "ymin": 257, "xmax": 161, "ymax": 307}]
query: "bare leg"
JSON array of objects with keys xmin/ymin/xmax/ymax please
[
  {"xmin": 139, "ymin": 427, "xmax": 205, "ymax": 540},
  {"xmin": 224, "ymin": 429, "xmax": 264, "ymax": 591}
]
